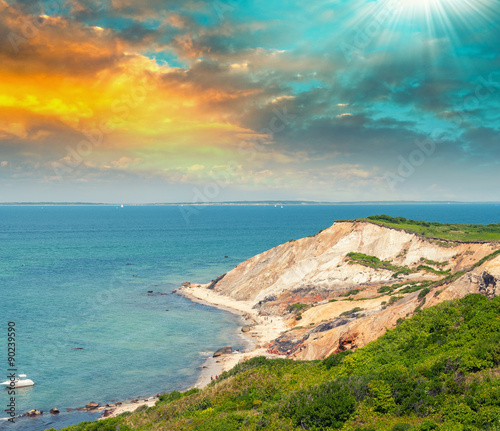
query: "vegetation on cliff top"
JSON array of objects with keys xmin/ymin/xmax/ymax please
[
  {"xmin": 352, "ymin": 215, "xmax": 500, "ymax": 242},
  {"xmin": 54, "ymin": 294, "xmax": 500, "ymax": 431}
]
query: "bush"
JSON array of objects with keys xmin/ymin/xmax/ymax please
[
  {"xmin": 340, "ymin": 289, "xmax": 361, "ymax": 297},
  {"xmin": 186, "ymin": 396, "xmax": 212, "ymax": 411},
  {"xmin": 50, "ymin": 418, "xmax": 126, "ymax": 431},
  {"xmin": 386, "ymin": 296, "xmax": 404, "ymax": 307},
  {"xmin": 368, "ymin": 380, "xmax": 396, "ymax": 413},
  {"xmin": 288, "ymin": 303, "xmax": 309, "ymax": 312},
  {"xmin": 158, "ymin": 390, "xmax": 182, "ymax": 404},
  {"xmin": 323, "ymin": 350, "xmax": 353, "ymax": 370},
  {"xmin": 340, "ymin": 307, "xmax": 364, "ymax": 316},
  {"xmin": 281, "ymin": 381, "xmax": 355, "ymax": 429},
  {"xmin": 442, "ymin": 402, "xmax": 478, "ymax": 425},
  {"xmin": 418, "ymin": 288, "xmax": 430, "ymax": 300},
  {"xmin": 418, "ymin": 421, "xmax": 438, "ymax": 430},
  {"xmin": 134, "ymin": 404, "xmax": 149, "ymax": 413}
]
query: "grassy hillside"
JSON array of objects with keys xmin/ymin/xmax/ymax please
[
  {"xmin": 53, "ymin": 294, "xmax": 500, "ymax": 431},
  {"xmin": 352, "ymin": 215, "xmax": 500, "ymax": 242}
]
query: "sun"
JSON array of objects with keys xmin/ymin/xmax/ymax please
[{"xmin": 339, "ymin": 0, "xmax": 499, "ymax": 71}]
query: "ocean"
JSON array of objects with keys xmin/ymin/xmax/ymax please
[{"xmin": 0, "ymin": 203, "xmax": 499, "ymax": 430}]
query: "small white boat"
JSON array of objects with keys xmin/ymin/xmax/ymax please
[{"xmin": 1, "ymin": 374, "xmax": 34, "ymax": 388}]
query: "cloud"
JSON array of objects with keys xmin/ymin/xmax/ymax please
[
  {"xmin": 1, "ymin": 0, "xmax": 500, "ymax": 202},
  {"xmin": 110, "ymin": 156, "xmax": 144, "ymax": 169}
]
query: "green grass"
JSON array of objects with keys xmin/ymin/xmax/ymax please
[
  {"xmin": 340, "ymin": 288, "xmax": 361, "ymax": 297},
  {"xmin": 383, "ymin": 295, "xmax": 405, "ymax": 308},
  {"xmin": 340, "ymin": 306, "xmax": 364, "ymax": 316},
  {"xmin": 417, "ymin": 265, "xmax": 451, "ymax": 276},
  {"xmin": 350, "ymin": 215, "xmax": 500, "ymax": 242},
  {"xmin": 420, "ymin": 257, "xmax": 449, "ymax": 267},
  {"xmin": 54, "ymin": 294, "xmax": 500, "ymax": 431},
  {"xmin": 346, "ymin": 252, "xmax": 414, "ymax": 278},
  {"xmin": 288, "ymin": 303, "xmax": 309, "ymax": 312},
  {"xmin": 378, "ymin": 281, "xmax": 433, "ymax": 295}
]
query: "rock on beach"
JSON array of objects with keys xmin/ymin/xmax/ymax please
[{"xmin": 213, "ymin": 346, "xmax": 232, "ymax": 357}]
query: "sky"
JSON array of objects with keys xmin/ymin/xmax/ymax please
[{"xmin": 0, "ymin": 0, "xmax": 499, "ymax": 203}]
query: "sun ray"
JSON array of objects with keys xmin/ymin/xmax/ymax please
[{"xmin": 340, "ymin": 0, "xmax": 499, "ymax": 76}]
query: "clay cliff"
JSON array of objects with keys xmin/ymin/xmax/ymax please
[{"xmin": 188, "ymin": 221, "xmax": 500, "ymax": 361}]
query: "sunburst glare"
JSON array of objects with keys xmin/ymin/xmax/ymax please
[
  {"xmin": 395, "ymin": 0, "xmax": 497, "ymax": 25},
  {"xmin": 340, "ymin": 0, "xmax": 499, "ymax": 70}
]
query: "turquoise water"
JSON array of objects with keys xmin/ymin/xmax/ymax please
[{"xmin": 0, "ymin": 204, "xmax": 499, "ymax": 430}]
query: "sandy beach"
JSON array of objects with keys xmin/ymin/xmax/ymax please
[
  {"xmin": 100, "ymin": 284, "xmax": 288, "ymax": 419},
  {"xmin": 182, "ymin": 285, "xmax": 288, "ymax": 387}
]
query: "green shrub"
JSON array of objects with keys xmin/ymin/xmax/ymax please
[
  {"xmin": 418, "ymin": 420, "xmax": 438, "ymax": 430},
  {"xmin": 288, "ymin": 303, "xmax": 309, "ymax": 312},
  {"xmin": 385, "ymin": 296, "xmax": 404, "ymax": 307},
  {"xmin": 477, "ymin": 405, "xmax": 500, "ymax": 427},
  {"xmin": 134, "ymin": 404, "xmax": 149, "ymax": 413},
  {"xmin": 378, "ymin": 285, "xmax": 394, "ymax": 293},
  {"xmin": 420, "ymin": 258, "xmax": 448, "ymax": 267},
  {"xmin": 51, "ymin": 417, "xmax": 126, "ymax": 431},
  {"xmin": 418, "ymin": 288, "xmax": 430, "ymax": 300},
  {"xmin": 340, "ymin": 289, "xmax": 361, "ymax": 297},
  {"xmin": 323, "ymin": 350, "xmax": 353, "ymax": 370},
  {"xmin": 281, "ymin": 381, "xmax": 355, "ymax": 429},
  {"xmin": 368, "ymin": 380, "xmax": 396, "ymax": 413},
  {"xmin": 340, "ymin": 307, "xmax": 364, "ymax": 316},
  {"xmin": 186, "ymin": 396, "xmax": 212, "ymax": 411},
  {"xmin": 442, "ymin": 402, "xmax": 478, "ymax": 425},
  {"xmin": 158, "ymin": 390, "xmax": 182, "ymax": 404},
  {"xmin": 417, "ymin": 265, "xmax": 450, "ymax": 275},
  {"xmin": 392, "ymin": 424, "xmax": 414, "ymax": 431}
]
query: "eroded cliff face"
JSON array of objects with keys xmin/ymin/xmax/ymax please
[
  {"xmin": 209, "ymin": 221, "xmax": 495, "ymax": 301},
  {"xmin": 190, "ymin": 221, "xmax": 500, "ymax": 361},
  {"xmin": 286, "ymin": 255, "xmax": 500, "ymax": 361}
]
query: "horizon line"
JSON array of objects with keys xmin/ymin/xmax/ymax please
[{"xmin": 0, "ymin": 200, "xmax": 499, "ymax": 206}]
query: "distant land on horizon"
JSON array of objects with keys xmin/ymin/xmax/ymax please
[{"xmin": 0, "ymin": 201, "xmax": 499, "ymax": 206}]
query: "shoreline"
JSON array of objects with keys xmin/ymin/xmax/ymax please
[
  {"xmin": 180, "ymin": 285, "xmax": 288, "ymax": 389},
  {"xmin": 99, "ymin": 285, "xmax": 288, "ymax": 419},
  {"xmin": 11, "ymin": 283, "xmax": 284, "ymax": 423}
]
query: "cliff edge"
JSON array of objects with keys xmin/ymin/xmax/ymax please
[{"xmin": 184, "ymin": 220, "xmax": 500, "ymax": 361}]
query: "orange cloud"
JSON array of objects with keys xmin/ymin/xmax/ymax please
[{"xmin": 0, "ymin": 2, "xmax": 275, "ymax": 179}]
